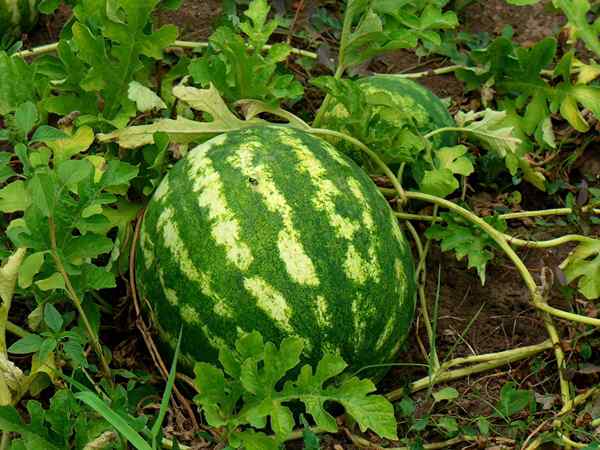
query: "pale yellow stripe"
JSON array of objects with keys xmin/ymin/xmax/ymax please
[
  {"xmin": 188, "ymin": 137, "xmax": 253, "ymax": 271},
  {"xmin": 156, "ymin": 206, "xmax": 214, "ymax": 297},
  {"xmin": 243, "ymin": 276, "xmax": 293, "ymax": 333},
  {"xmin": 280, "ymin": 131, "xmax": 383, "ymax": 285},
  {"xmin": 227, "ymin": 141, "xmax": 319, "ymax": 286}
]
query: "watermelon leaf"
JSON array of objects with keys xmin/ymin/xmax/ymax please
[
  {"xmin": 0, "ymin": 53, "xmax": 37, "ymax": 115},
  {"xmin": 193, "ymin": 331, "xmax": 398, "ymax": 448},
  {"xmin": 454, "ymin": 109, "xmax": 522, "ymax": 160},
  {"xmin": 426, "ymin": 212, "xmax": 507, "ymax": 285},
  {"xmin": 559, "ymin": 239, "xmax": 600, "ymax": 300},
  {"xmin": 553, "ymin": 0, "xmax": 600, "ymax": 57},
  {"xmin": 419, "ymin": 145, "xmax": 474, "ymax": 198},
  {"xmin": 97, "ymin": 84, "xmax": 266, "ymax": 148},
  {"xmin": 188, "ymin": 0, "xmax": 303, "ymax": 106},
  {"xmin": 340, "ymin": 1, "xmax": 458, "ymax": 72}
]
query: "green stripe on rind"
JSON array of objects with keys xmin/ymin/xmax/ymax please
[
  {"xmin": 137, "ymin": 126, "xmax": 416, "ymax": 378},
  {"xmin": 318, "ymin": 75, "xmax": 457, "ymax": 164}
]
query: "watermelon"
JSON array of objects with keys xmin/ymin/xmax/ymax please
[
  {"xmin": 0, "ymin": 0, "xmax": 40, "ymax": 40},
  {"xmin": 319, "ymin": 75, "xmax": 457, "ymax": 164},
  {"xmin": 137, "ymin": 126, "xmax": 416, "ymax": 375}
]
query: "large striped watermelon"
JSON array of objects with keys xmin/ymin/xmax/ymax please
[
  {"xmin": 0, "ymin": 0, "xmax": 40, "ymax": 40},
  {"xmin": 319, "ymin": 75, "xmax": 457, "ymax": 164},
  {"xmin": 137, "ymin": 126, "xmax": 416, "ymax": 376}
]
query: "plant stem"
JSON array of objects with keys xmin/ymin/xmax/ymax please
[
  {"xmin": 6, "ymin": 321, "xmax": 29, "ymax": 338},
  {"xmin": 387, "ymin": 339, "xmax": 554, "ymax": 400},
  {"xmin": 393, "ymin": 212, "xmax": 598, "ymax": 249},
  {"xmin": 374, "ymin": 64, "xmax": 465, "ymax": 79},
  {"xmin": 405, "ymin": 222, "xmax": 440, "ymax": 371},
  {"xmin": 395, "ymin": 212, "xmax": 440, "ymax": 222},
  {"xmin": 499, "ymin": 206, "xmax": 600, "ymax": 219},
  {"xmin": 0, "ymin": 431, "xmax": 10, "ymax": 450},
  {"xmin": 424, "ymin": 127, "xmax": 471, "ymax": 140},
  {"xmin": 535, "ymin": 303, "xmax": 600, "ymax": 327},
  {"xmin": 15, "ymin": 40, "xmax": 318, "ymax": 60},
  {"xmin": 400, "ymin": 191, "xmax": 571, "ymax": 410},
  {"xmin": 506, "ymin": 234, "xmax": 596, "ymax": 248},
  {"xmin": 385, "ymin": 203, "xmax": 600, "ymax": 220},
  {"xmin": 310, "ymin": 128, "xmax": 407, "ymax": 203},
  {"xmin": 48, "ymin": 217, "xmax": 111, "ymax": 379}
]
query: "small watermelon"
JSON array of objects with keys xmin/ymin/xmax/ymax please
[
  {"xmin": 137, "ymin": 126, "xmax": 416, "ymax": 376},
  {"xmin": 0, "ymin": 0, "xmax": 40, "ymax": 40},
  {"xmin": 319, "ymin": 75, "xmax": 457, "ymax": 165}
]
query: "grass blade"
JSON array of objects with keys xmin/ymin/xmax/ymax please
[
  {"xmin": 74, "ymin": 391, "xmax": 153, "ymax": 450},
  {"xmin": 151, "ymin": 327, "xmax": 183, "ymax": 445}
]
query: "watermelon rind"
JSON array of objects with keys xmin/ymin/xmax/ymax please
[
  {"xmin": 137, "ymin": 126, "xmax": 416, "ymax": 376},
  {"xmin": 319, "ymin": 75, "xmax": 457, "ymax": 164}
]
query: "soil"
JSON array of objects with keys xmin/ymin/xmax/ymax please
[
  {"xmin": 18, "ymin": 1, "xmax": 598, "ymax": 449},
  {"xmin": 155, "ymin": 0, "xmax": 223, "ymax": 41}
]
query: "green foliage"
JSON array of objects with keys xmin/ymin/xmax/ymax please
[
  {"xmin": 0, "ymin": 52, "xmax": 36, "ymax": 115},
  {"xmin": 559, "ymin": 239, "xmax": 600, "ymax": 300},
  {"xmin": 456, "ymin": 35, "xmax": 600, "ymax": 138},
  {"xmin": 340, "ymin": 0, "xmax": 459, "ymax": 72},
  {"xmin": 554, "ymin": 0, "xmax": 600, "ymax": 57},
  {"xmin": 425, "ymin": 212, "xmax": 507, "ymax": 284},
  {"xmin": 188, "ymin": 0, "xmax": 303, "ymax": 105},
  {"xmin": 0, "ymin": 389, "xmax": 117, "ymax": 450},
  {"xmin": 313, "ymin": 76, "xmax": 473, "ymax": 197},
  {"xmin": 1, "ymin": 0, "xmax": 600, "ymax": 448},
  {"xmin": 193, "ymin": 331, "xmax": 398, "ymax": 449},
  {"xmin": 312, "ymin": 76, "xmax": 430, "ymax": 164},
  {"xmin": 35, "ymin": 0, "xmax": 177, "ymax": 124}
]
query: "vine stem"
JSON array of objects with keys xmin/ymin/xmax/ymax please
[
  {"xmin": 310, "ymin": 128, "xmax": 407, "ymax": 204},
  {"xmin": 384, "ymin": 204, "xmax": 600, "ymax": 221},
  {"xmin": 374, "ymin": 64, "xmax": 464, "ymax": 79},
  {"xmin": 348, "ymin": 432, "xmax": 478, "ymax": 449},
  {"xmin": 0, "ymin": 431, "xmax": 9, "ymax": 450},
  {"xmin": 14, "ymin": 40, "xmax": 318, "ymax": 60},
  {"xmin": 387, "ymin": 339, "xmax": 554, "ymax": 400},
  {"xmin": 373, "ymin": 65, "xmax": 570, "ymax": 80},
  {"xmin": 498, "ymin": 206, "xmax": 600, "ymax": 219},
  {"xmin": 506, "ymin": 234, "xmax": 595, "ymax": 248},
  {"xmin": 6, "ymin": 321, "xmax": 29, "ymax": 338},
  {"xmin": 48, "ymin": 217, "xmax": 112, "ymax": 379},
  {"xmin": 405, "ymin": 221, "xmax": 440, "ymax": 371},
  {"xmin": 402, "ymin": 191, "xmax": 572, "ymax": 409},
  {"xmin": 395, "ymin": 211, "xmax": 598, "ymax": 249}
]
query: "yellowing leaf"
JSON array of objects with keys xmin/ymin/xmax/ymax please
[
  {"xmin": 0, "ymin": 181, "xmax": 31, "ymax": 213},
  {"xmin": 98, "ymin": 84, "xmax": 265, "ymax": 148},
  {"xmin": 455, "ymin": 109, "xmax": 522, "ymax": 158},
  {"xmin": 128, "ymin": 81, "xmax": 167, "ymax": 112},
  {"xmin": 576, "ymin": 63, "xmax": 600, "ymax": 84},
  {"xmin": 44, "ymin": 127, "xmax": 95, "ymax": 164},
  {"xmin": 35, "ymin": 273, "xmax": 66, "ymax": 292},
  {"xmin": 0, "ymin": 248, "xmax": 26, "ymax": 304}
]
